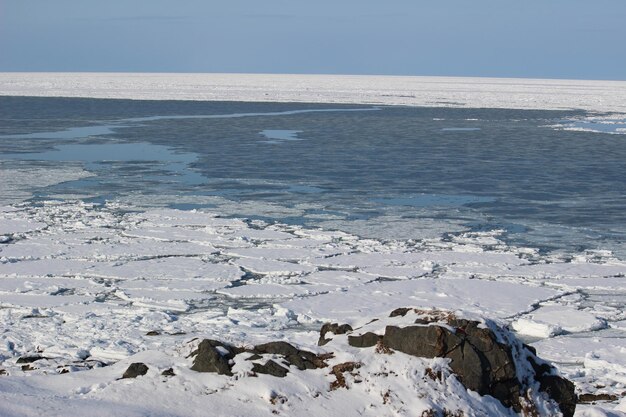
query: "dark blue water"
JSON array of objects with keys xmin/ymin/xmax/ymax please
[{"xmin": 1, "ymin": 96, "xmax": 625, "ymax": 257}]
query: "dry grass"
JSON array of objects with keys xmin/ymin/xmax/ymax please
[
  {"xmin": 330, "ymin": 362, "xmax": 362, "ymax": 390},
  {"xmin": 518, "ymin": 390, "xmax": 540, "ymax": 417},
  {"xmin": 375, "ymin": 340, "xmax": 394, "ymax": 355},
  {"xmin": 424, "ymin": 367, "xmax": 443, "ymax": 381},
  {"xmin": 420, "ymin": 409, "xmax": 465, "ymax": 417}
]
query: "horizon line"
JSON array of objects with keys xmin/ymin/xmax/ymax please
[{"xmin": 1, "ymin": 71, "xmax": 625, "ymax": 84}]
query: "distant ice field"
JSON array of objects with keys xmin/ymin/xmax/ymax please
[{"xmin": 2, "ymin": 73, "xmax": 626, "ymax": 114}]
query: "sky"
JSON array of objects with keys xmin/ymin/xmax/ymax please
[{"xmin": 1, "ymin": 0, "xmax": 625, "ymax": 80}]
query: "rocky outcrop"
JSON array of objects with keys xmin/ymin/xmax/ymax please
[
  {"xmin": 340, "ymin": 308, "xmax": 576, "ymax": 417},
  {"xmin": 187, "ymin": 308, "xmax": 576, "ymax": 416},
  {"xmin": 190, "ymin": 339, "xmax": 239, "ymax": 375}
]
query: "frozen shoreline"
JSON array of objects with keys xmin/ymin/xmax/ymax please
[
  {"xmin": 1, "ymin": 201, "xmax": 626, "ymax": 415},
  {"xmin": 2, "ymin": 72, "xmax": 626, "ymax": 113}
]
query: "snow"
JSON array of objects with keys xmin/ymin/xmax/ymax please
[
  {"xmin": 0, "ymin": 308, "xmax": 566, "ymax": 417},
  {"xmin": 2, "ymin": 73, "xmax": 626, "ymax": 114},
  {"xmin": 512, "ymin": 305, "xmax": 607, "ymax": 338},
  {"xmin": 0, "ymin": 218, "xmax": 47, "ymax": 235},
  {"xmin": 1, "ymin": 201, "xmax": 624, "ymax": 417},
  {"xmin": 284, "ymin": 278, "xmax": 562, "ymax": 327}
]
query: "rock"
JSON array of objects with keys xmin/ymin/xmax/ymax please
[
  {"xmin": 251, "ymin": 341, "xmax": 325, "ymax": 371},
  {"xmin": 348, "ymin": 332, "xmax": 380, "ymax": 348},
  {"xmin": 161, "ymin": 368, "xmax": 175, "ymax": 377},
  {"xmin": 188, "ymin": 339, "xmax": 330, "ymax": 377},
  {"xmin": 184, "ymin": 309, "xmax": 575, "ymax": 416},
  {"xmin": 527, "ymin": 351, "xmax": 553, "ymax": 377},
  {"xmin": 538, "ymin": 374, "xmax": 577, "ymax": 417},
  {"xmin": 253, "ymin": 341, "xmax": 299, "ymax": 357},
  {"xmin": 190, "ymin": 339, "xmax": 237, "ymax": 376},
  {"xmin": 122, "ymin": 362, "xmax": 149, "ymax": 379},
  {"xmin": 383, "ymin": 322, "xmax": 520, "ymax": 400},
  {"xmin": 356, "ymin": 309, "xmax": 575, "ymax": 416},
  {"xmin": 0, "ymin": 369, "xmax": 6, "ymax": 376},
  {"xmin": 252, "ymin": 360, "xmax": 289, "ymax": 378},
  {"xmin": 146, "ymin": 330, "xmax": 160, "ymax": 336},
  {"xmin": 385, "ymin": 325, "xmax": 450, "ymax": 357},
  {"xmin": 318, "ymin": 323, "xmax": 353, "ymax": 346},
  {"xmin": 389, "ymin": 307, "xmax": 413, "ymax": 317},
  {"xmin": 523, "ymin": 343, "xmax": 537, "ymax": 355},
  {"xmin": 577, "ymin": 393, "xmax": 619, "ymax": 403}
]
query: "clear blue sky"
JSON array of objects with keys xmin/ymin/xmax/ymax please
[{"xmin": 1, "ymin": 0, "xmax": 625, "ymax": 80}]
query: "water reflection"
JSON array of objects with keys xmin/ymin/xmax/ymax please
[{"xmin": 3, "ymin": 143, "xmax": 205, "ymax": 185}]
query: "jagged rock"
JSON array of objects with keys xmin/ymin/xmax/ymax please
[
  {"xmin": 318, "ymin": 323, "xmax": 353, "ymax": 346},
  {"xmin": 351, "ymin": 309, "xmax": 576, "ymax": 417},
  {"xmin": 251, "ymin": 360, "xmax": 289, "ymax": 377},
  {"xmin": 122, "ymin": 362, "xmax": 149, "ymax": 379},
  {"xmin": 190, "ymin": 339, "xmax": 237, "ymax": 376}
]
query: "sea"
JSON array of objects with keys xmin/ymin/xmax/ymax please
[{"xmin": 1, "ymin": 96, "xmax": 625, "ymax": 260}]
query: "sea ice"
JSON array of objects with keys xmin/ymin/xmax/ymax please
[
  {"xmin": 2, "ymin": 73, "xmax": 626, "ymax": 113},
  {"xmin": 0, "ymin": 200, "xmax": 624, "ymax": 415}
]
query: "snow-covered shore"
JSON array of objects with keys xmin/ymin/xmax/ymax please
[
  {"xmin": 1, "ymin": 201, "xmax": 626, "ymax": 416},
  {"xmin": 2, "ymin": 73, "xmax": 626, "ymax": 113}
]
